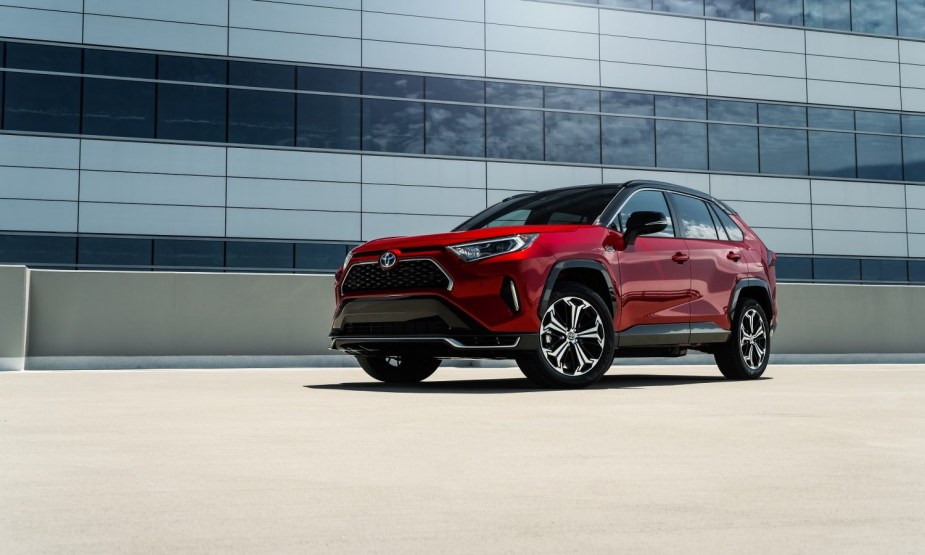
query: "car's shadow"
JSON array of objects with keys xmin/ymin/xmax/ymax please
[{"xmin": 305, "ymin": 373, "xmax": 771, "ymax": 394}]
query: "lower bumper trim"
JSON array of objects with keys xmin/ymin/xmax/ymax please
[{"xmin": 329, "ymin": 334, "xmax": 536, "ymax": 358}]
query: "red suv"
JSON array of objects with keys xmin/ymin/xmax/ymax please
[{"xmin": 330, "ymin": 180, "xmax": 777, "ymax": 388}]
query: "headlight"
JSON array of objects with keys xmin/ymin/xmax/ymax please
[
  {"xmin": 342, "ymin": 249, "xmax": 355, "ymax": 270},
  {"xmin": 448, "ymin": 234, "xmax": 538, "ymax": 262}
]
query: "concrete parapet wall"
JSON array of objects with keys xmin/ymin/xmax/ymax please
[{"xmin": 0, "ymin": 265, "xmax": 29, "ymax": 371}]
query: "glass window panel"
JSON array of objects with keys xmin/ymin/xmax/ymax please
[
  {"xmin": 425, "ymin": 104, "xmax": 485, "ymax": 157},
  {"xmin": 655, "ymin": 95, "xmax": 706, "ymax": 119},
  {"xmin": 78, "ymin": 237, "xmax": 151, "ymax": 266},
  {"xmin": 861, "ymin": 259, "xmax": 907, "ymax": 282},
  {"xmin": 709, "ymin": 124, "xmax": 759, "ymax": 172},
  {"xmin": 712, "ymin": 206, "xmax": 745, "ymax": 241},
  {"xmin": 153, "ymin": 240, "xmax": 223, "ymax": 268},
  {"xmin": 600, "ymin": 0, "xmax": 652, "ymax": 8},
  {"xmin": 804, "ymin": 0, "xmax": 850, "ymax": 30},
  {"xmin": 0, "ymin": 235, "xmax": 76, "ymax": 265},
  {"xmin": 3, "ymin": 74, "xmax": 80, "ymax": 133},
  {"xmin": 545, "ymin": 112, "xmax": 600, "ymax": 164},
  {"xmin": 708, "ymin": 100, "xmax": 757, "ymax": 123},
  {"xmin": 856, "ymin": 134, "xmax": 902, "ymax": 181},
  {"xmin": 228, "ymin": 89, "xmax": 295, "ymax": 146},
  {"xmin": 756, "ymin": 0, "xmax": 803, "ymax": 24},
  {"xmin": 226, "ymin": 241, "xmax": 293, "ymax": 270},
  {"xmin": 759, "ymin": 104, "xmax": 806, "ymax": 126},
  {"xmin": 363, "ymin": 72, "xmax": 423, "ymax": 99},
  {"xmin": 759, "ymin": 128, "xmax": 808, "ymax": 175},
  {"xmin": 775, "ymin": 256, "xmax": 813, "ymax": 281},
  {"xmin": 851, "ymin": 0, "xmax": 896, "ymax": 35},
  {"xmin": 295, "ymin": 243, "xmax": 348, "ymax": 270},
  {"xmin": 671, "ymin": 194, "xmax": 719, "ymax": 240},
  {"xmin": 297, "ymin": 66, "xmax": 360, "ymax": 94},
  {"xmin": 362, "ymin": 99, "xmax": 424, "ymax": 153},
  {"xmin": 898, "ymin": 0, "xmax": 925, "ymax": 39},
  {"xmin": 84, "ymin": 49, "xmax": 154, "ymax": 78},
  {"xmin": 229, "ymin": 61, "xmax": 294, "ymax": 89},
  {"xmin": 809, "ymin": 131, "xmax": 856, "ymax": 178},
  {"xmin": 903, "ymin": 137, "xmax": 925, "ymax": 182},
  {"xmin": 545, "ymin": 86, "xmax": 600, "ymax": 112},
  {"xmin": 601, "ymin": 91, "xmax": 654, "ymax": 116},
  {"xmin": 656, "ymin": 120, "xmax": 708, "ymax": 170},
  {"xmin": 0, "ymin": 42, "xmax": 5, "ymax": 67},
  {"xmin": 808, "ymin": 107, "xmax": 854, "ymax": 130},
  {"xmin": 158, "ymin": 55, "xmax": 227, "ymax": 84},
  {"xmin": 909, "ymin": 260, "xmax": 925, "ymax": 283},
  {"xmin": 487, "ymin": 108, "xmax": 543, "ymax": 161},
  {"xmin": 902, "ymin": 115, "xmax": 925, "ymax": 135},
  {"xmin": 157, "ymin": 84, "xmax": 226, "ymax": 142},
  {"xmin": 705, "ymin": 0, "xmax": 755, "ymax": 20},
  {"xmin": 425, "ymin": 77, "xmax": 484, "ymax": 103},
  {"xmin": 616, "ymin": 190, "xmax": 674, "ymax": 235},
  {"xmin": 297, "ymin": 94, "xmax": 360, "ymax": 150},
  {"xmin": 83, "ymin": 78, "xmax": 155, "ymax": 138},
  {"xmin": 855, "ymin": 111, "xmax": 900, "ymax": 134},
  {"xmin": 5, "ymin": 43, "xmax": 80, "ymax": 72},
  {"xmin": 653, "ymin": 0, "xmax": 703, "ymax": 15},
  {"xmin": 603, "ymin": 116, "xmax": 655, "ymax": 167},
  {"xmin": 486, "ymin": 82, "xmax": 543, "ymax": 108},
  {"xmin": 814, "ymin": 257, "xmax": 860, "ymax": 281}
]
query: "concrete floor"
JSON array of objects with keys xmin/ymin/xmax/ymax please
[{"xmin": 1, "ymin": 365, "xmax": 923, "ymax": 554}]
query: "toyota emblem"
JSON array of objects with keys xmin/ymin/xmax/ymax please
[{"xmin": 379, "ymin": 251, "xmax": 397, "ymax": 269}]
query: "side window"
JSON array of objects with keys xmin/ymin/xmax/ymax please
[
  {"xmin": 670, "ymin": 194, "xmax": 719, "ymax": 240},
  {"xmin": 710, "ymin": 204, "xmax": 745, "ymax": 241},
  {"xmin": 615, "ymin": 190, "xmax": 674, "ymax": 237}
]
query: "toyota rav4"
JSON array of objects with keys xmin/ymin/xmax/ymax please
[{"xmin": 330, "ymin": 180, "xmax": 777, "ymax": 388}]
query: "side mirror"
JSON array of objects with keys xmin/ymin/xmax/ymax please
[{"xmin": 624, "ymin": 211, "xmax": 669, "ymax": 246}]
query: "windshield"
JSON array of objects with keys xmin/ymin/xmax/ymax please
[{"xmin": 455, "ymin": 185, "xmax": 624, "ymax": 231}]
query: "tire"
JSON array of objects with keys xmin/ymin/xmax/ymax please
[
  {"xmin": 517, "ymin": 282, "xmax": 615, "ymax": 389},
  {"xmin": 714, "ymin": 298, "xmax": 770, "ymax": 380},
  {"xmin": 356, "ymin": 355, "xmax": 440, "ymax": 384}
]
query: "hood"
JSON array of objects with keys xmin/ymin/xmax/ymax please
[{"xmin": 353, "ymin": 225, "xmax": 585, "ymax": 254}]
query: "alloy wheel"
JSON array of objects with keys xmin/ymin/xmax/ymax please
[
  {"xmin": 739, "ymin": 307, "xmax": 767, "ymax": 371},
  {"xmin": 540, "ymin": 296, "xmax": 606, "ymax": 376}
]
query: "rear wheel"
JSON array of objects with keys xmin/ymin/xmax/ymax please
[
  {"xmin": 714, "ymin": 298, "xmax": 770, "ymax": 380},
  {"xmin": 517, "ymin": 282, "xmax": 614, "ymax": 389},
  {"xmin": 356, "ymin": 355, "xmax": 440, "ymax": 383}
]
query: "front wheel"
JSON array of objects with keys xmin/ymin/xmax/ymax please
[
  {"xmin": 356, "ymin": 355, "xmax": 440, "ymax": 383},
  {"xmin": 714, "ymin": 299, "xmax": 770, "ymax": 380}
]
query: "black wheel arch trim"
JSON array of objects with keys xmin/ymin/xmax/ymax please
[
  {"xmin": 729, "ymin": 278, "xmax": 773, "ymax": 320},
  {"xmin": 538, "ymin": 259, "xmax": 618, "ymax": 317}
]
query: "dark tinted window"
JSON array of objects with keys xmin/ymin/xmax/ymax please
[
  {"xmin": 297, "ymin": 95, "xmax": 360, "ymax": 150},
  {"xmin": 0, "ymin": 235, "xmax": 76, "ymax": 265},
  {"xmin": 84, "ymin": 49, "xmax": 154, "ymax": 78},
  {"xmin": 910, "ymin": 260, "xmax": 925, "ymax": 283},
  {"xmin": 759, "ymin": 104, "xmax": 806, "ymax": 126},
  {"xmin": 709, "ymin": 124, "xmax": 759, "ymax": 172},
  {"xmin": 153, "ymin": 240, "xmax": 224, "ymax": 268},
  {"xmin": 78, "ymin": 237, "xmax": 152, "ymax": 266},
  {"xmin": 756, "ymin": 0, "xmax": 803, "ymax": 24},
  {"xmin": 616, "ymin": 190, "xmax": 674, "ymax": 236},
  {"xmin": 3, "ymin": 74, "xmax": 80, "ymax": 133},
  {"xmin": 708, "ymin": 100, "xmax": 757, "ymax": 123},
  {"xmin": 363, "ymin": 72, "xmax": 423, "ymax": 99},
  {"xmin": 6, "ymin": 43, "xmax": 80, "ymax": 72},
  {"xmin": 601, "ymin": 91, "xmax": 654, "ymax": 116},
  {"xmin": 809, "ymin": 131, "xmax": 856, "ymax": 178},
  {"xmin": 653, "ymin": 0, "xmax": 703, "ymax": 15},
  {"xmin": 228, "ymin": 89, "xmax": 295, "ymax": 146},
  {"xmin": 425, "ymin": 77, "xmax": 484, "ymax": 103},
  {"xmin": 671, "ymin": 194, "xmax": 719, "ymax": 240},
  {"xmin": 545, "ymin": 86, "xmax": 599, "ymax": 112},
  {"xmin": 775, "ymin": 256, "xmax": 813, "ymax": 281},
  {"xmin": 855, "ymin": 111, "xmax": 900, "ymax": 134},
  {"xmin": 804, "ymin": 0, "xmax": 851, "ymax": 30},
  {"xmin": 856, "ymin": 134, "xmax": 902, "ymax": 181},
  {"xmin": 861, "ymin": 259, "xmax": 907, "ymax": 282},
  {"xmin": 487, "ymin": 108, "xmax": 543, "ymax": 161},
  {"xmin": 656, "ymin": 120, "xmax": 708, "ymax": 170},
  {"xmin": 157, "ymin": 84, "xmax": 227, "ymax": 142},
  {"xmin": 486, "ymin": 82, "xmax": 543, "ymax": 108},
  {"xmin": 903, "ymin": 137, "xmax": 925, "ymax": 182},
  {"xmin": 903, "ymin": 115, "xmax": 925, "ymax": 135},
  {"xmin": 759, "ymin": 128, "xmax": 808, "ymax": 175},
  {"xmin": 226, "ymin": 241, "xmax": 293, "ymax": 270},
  {"xmin": 362, "ymin": 99, "xmax": 424, "ymax": 153},
  {"xmin": 158, "ymin": 55, "xmax": 226, "ymax": 84},
  {"xmin": 229, "ymin": 61, "xmax": 294, "ymax": 89},
  {"xmin": 851, "ymin": 0, "xmax": 896, "ymax": 34},
  {"xmin": 297, "ymin": 66, "xmax": 360, "ymax": 94},
  {"xmin": 83, "ymin": 78, "xmax": 155, "ymax": 138},
  {"xmin": 603, "ymin": 116, "xmax": 655, "ymax": 167},
  {"xmin": 457, "ymin": 186, "xmax": 621, "ymax": 230},
  {"xmin": 814, "ymin": 257, "xmax": 860, "ymax": 281},
  {"xmin": 808, "ymin": 107, "xmax": 854, "ymax": 130},
  {"xmin": 425, "ymin": 104, "xmax": 485, "ymax": 157},
  {"xmin": 655, "ymin": 95, "xmax": 706, "ymax": 119},
  {"xmin": 705, "ymin": 0, "xmax": 755, "ymax": 20},
  {"xmin": 296, "ymin": 243, "xmax": 348, "ymax": 270},
  {"xmin": 898, "ymin": 0, "xmax": 925, "ymax": 39},
  {"xmin": 711, "ymin": 205, "xmax": 745, "ymax": 241},
  {"xmin": 545, "ymin": 112, "xmax": 601, "ymax": 164}
]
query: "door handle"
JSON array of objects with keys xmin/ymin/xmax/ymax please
[
  {"xmin": 671, "ymin": 252, "xmax": 689, "ymax": 264},
  {"xmin": 726, "ymin": 251, "xmax": 742, "ymax": 262}
]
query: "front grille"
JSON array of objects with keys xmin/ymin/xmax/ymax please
[
  {"xmin": 342, "ymin": 259, "xmax": 451, "ymax": 293},
  {"xmin": 342, "ymin": 317, "xmax": 451, "ymax": 336}
]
